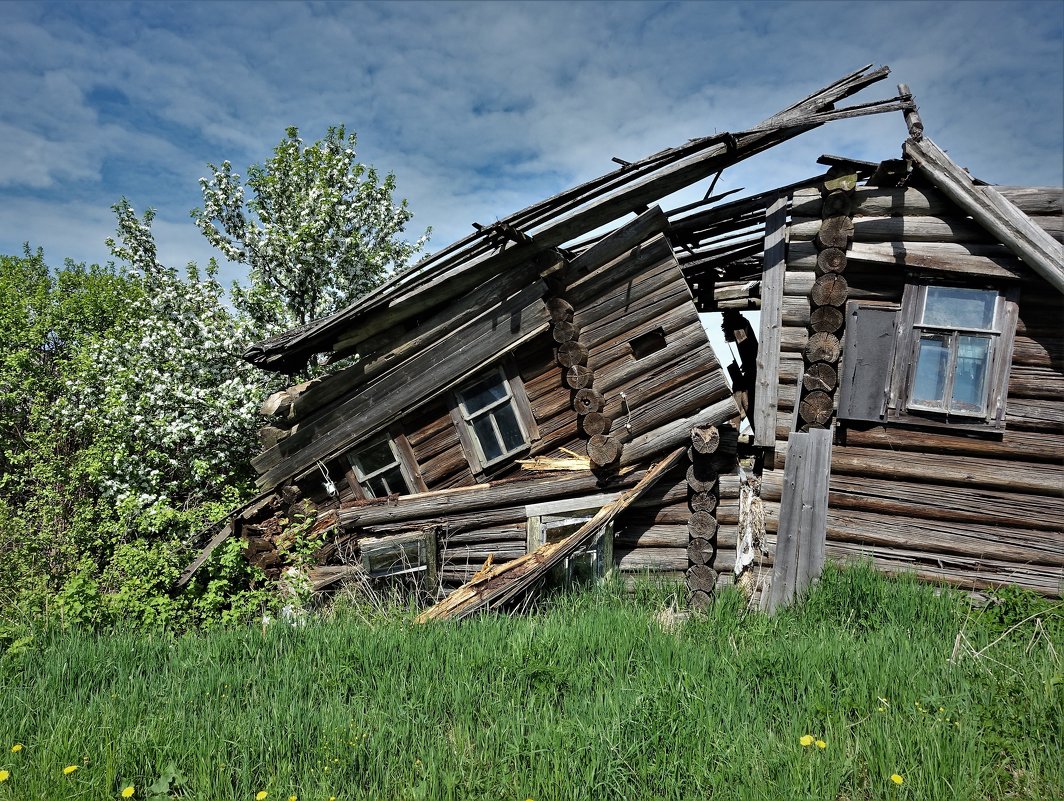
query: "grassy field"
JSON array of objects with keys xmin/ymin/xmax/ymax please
[{"xmin": 0, "ymin": 564, "xmax": 1061, "ymax": 801}]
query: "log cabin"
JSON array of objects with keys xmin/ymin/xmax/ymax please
[{"xmin": 179, "ymin": 65, "xmax": 1063, "ymax": 616}]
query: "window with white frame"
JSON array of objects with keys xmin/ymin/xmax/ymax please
[
  {"xmin": 903, "ymin": 286, "xmax": 1003, "ymax": 417},
  {"xmin": 837, "ymin": 281, "xmax": 1017, "ymax": 431},
  {"xmin": 450, "ymin": 364, "xmax": 536, "ymax": 472}
]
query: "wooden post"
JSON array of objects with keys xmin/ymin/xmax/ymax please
[{"xmin": 754, "ymin": 194, "xmax": 788, "ymax": 447}]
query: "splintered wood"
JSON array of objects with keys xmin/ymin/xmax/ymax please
[{"xmin": 416, "ymin": 447, "xmax": 685, "ymax": 622}]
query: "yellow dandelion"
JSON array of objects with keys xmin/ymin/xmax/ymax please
[
  {"xmin": 815, "ymin": 739, "xmax": 826, "ymax": 749},
  {"xmin": 122, "ymin": 786, "xmax": 135, "ymax": 798},
  {"xmin": 877, "ymin": 706, "xmax": 886, "ymax": 713},
  {"xmin": 288, "ymin": 795, "xmax": 297, "ymax": 801},
  {"xmin": 10, "ymin": 744, "xmax": 23, "ymax": 753},
  {"xmin": 0, "ymin": 769, "xmax": 9, "ymax": 782},
  {"xmin": 891, "ymin": 773, "xmax": 904, "ymax": 785},
  {"xmin": 63, "ymin": 765, "xmax": 79, "ymax": 775},
  {"xmin": 799, "ymin": 734, "xmax": 814, "ymax": 747},
  {"xmin": 256, "ymin": 792, "xmax": 268, "ymax": 800}
]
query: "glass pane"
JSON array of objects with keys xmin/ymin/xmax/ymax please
[
  {"xmin": 951, "ymin": 335, "xmax": 991, "ymax": 412},
  {"xmin": 922, "ymin": 287, "xmax": 996, "ymax": 330},
  {"xmin": 472, "ymin": 414, "xmax": 503, "ymax": 462},
  {"xmin": 353, "ymin": 439, "xmax": 395, "ymax": 477},
  {"xmin": 366, "ymin": 476, "xmax": 389, "ymax": 498},
  {"xmin": 379, "ymin": 466, "xmax": 410, "ymax": 496},
  {"xmin": 494, "ymin": 404, "xmax": 525, "ymax": 453},
  {"xmin": 911, "ymin": 333, "xmax": 950, "ymax": 406},
  {"xmin": 460, "ymin": 373, "xmax": 508, "ymax": 414}
]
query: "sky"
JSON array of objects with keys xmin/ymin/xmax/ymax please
[{"xmin": 1, "ymin": 0, "xmax": 1062, "ymax": 293}]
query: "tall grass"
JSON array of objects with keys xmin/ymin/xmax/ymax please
[{"xmin": 1, "ymin": 564, "xmax": 1061, "ymax": 800}]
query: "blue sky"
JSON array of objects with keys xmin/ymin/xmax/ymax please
[{"xmin": 1, "ymin": 0, "xmax": 1061, "ymax": 289}]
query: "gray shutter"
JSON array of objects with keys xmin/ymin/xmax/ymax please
[{"xmin": 837, "ymin": 301, "xmax": 900, "ymax": 423}]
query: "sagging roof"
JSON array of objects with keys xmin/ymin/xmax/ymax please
[{"xmin": 245, "ymin": 64, "xmax": 913, "ymax": 374}]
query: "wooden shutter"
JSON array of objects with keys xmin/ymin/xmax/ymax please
[{"xmin": 837, "ymin": 301, "xmax": 900, "ymax": 423}]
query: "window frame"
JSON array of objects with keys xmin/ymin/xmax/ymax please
[
  {"xmin": 343, "ymin": 431, "xmax": 427, "ymax": 501},
  {"xmin": 525, "ymin": 494, "xmax": 617, "ymax": 586},
  {"xmin": 888, "ymin": 282, "xmax": 1018, "ymax": 431},
  {"xmin": 449, "ymin": 358, "xmax": 539, "ymax": 475}
]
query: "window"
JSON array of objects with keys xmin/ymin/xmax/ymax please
[
  {"xmin": 359, "ymin": 530, "xmax": 436, "ymax": 584},
  {"xmin": 345, "ymin": 434, "xmax": 425, "ymax": 499},
  {"xmin": 525, "ymin": 495, "xmax": 616, "ymax": 586},
  {"xmin": 450, "ymin": 361, "xmax": 538, "ymax": 473},
  {"xmin": 906, "ymin": 286, "xmax": 1000, "ymax": 415},
  {"xmin": 892, "ymin": 284, "xmax": 1016, "ymax": 427},
  {"xmin": 838, "ymin": 281, "xmax": 1017, "ymax": 431}
]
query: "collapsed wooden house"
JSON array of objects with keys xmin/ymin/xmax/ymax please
[{"xmin": 179, "ymin": 65, "xmax": 1063, "ymax": 615}]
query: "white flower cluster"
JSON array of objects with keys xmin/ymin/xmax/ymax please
[{"xmin": 57, "ymin": 201, "xmax": 279, "ymax": 512}]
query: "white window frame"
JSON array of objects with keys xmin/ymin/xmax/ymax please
[{"xmin": 888, "ymin": 282, "xmax": 1018, "ymax": 431}]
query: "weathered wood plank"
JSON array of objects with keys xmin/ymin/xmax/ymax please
[
  {"xmin": 766, "ymin": 431, "xmax": 808, "ymax": 611},
  {"xmin": 754, "ymin": 195, "xmax": 788, "ymax": 447},
  {"xmin": 568, "ymin": 206, "xmax": 670, "ymax": 280}
]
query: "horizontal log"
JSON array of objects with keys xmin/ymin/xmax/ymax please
[
  {"xmin": 823, "ymin": 540, "xmax": 1063, "ymax": 597},
  {"xmin": 838, "ymin": 424, "xmax": 1064, "ymax": 464},
  {"xmin": 829, "ymin": 446, "xmax": 1063, "ymax": 496},
  {"xmin": 614, "ymin": 524, "xmax": 690, "ymax": 549},
  {"xmin": 617, "ymin": 548, "xmax": 689, "ymax": 570},
  {"xmin": 787, "ymin": 240, "xmax": 1026, "ymax": 280},
  {"xmin": 1008, "ymin": 366, "xmax": 1064, "ymax": 400},
  {"xmin": 1005, "ymin": 397, "xmax": 1064, "ymax": 432},
  {"xmin": 791, "ymin": 185, "xmax": 1062, "ymax": 218},
  {"xmin": 828, "ymin": 474, "xmax": 1064, "ymax": 534},
  {"xmin": 792, "ymin": 214, "xmax": 1005, "ymax": 244},
  {"xmin": 620, "ymin": 397, "xmax": 740, "ymax": 468}
]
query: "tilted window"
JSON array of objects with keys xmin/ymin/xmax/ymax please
[
  {"xmin": 838, "ymin": 281, "xmax": 1017, "ymax": 431},
  {"xmin": 345, "ymin": 434, "xmax": 424, "ymax": 499},
  {"xmin": 450, "ymin": 361, "xmax": 538, "ymax": 474}
]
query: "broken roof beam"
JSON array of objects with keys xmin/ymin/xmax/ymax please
[
  {"xmin": 903, "ymin": 136, "xmax": 1064, "ymax": 292},
  {"xmin": 245, "ymin": 66, "xmax": 902, "ymax": 372},
  {"xmin": 416, "ymin": 446, "xmax": 686, "ymax": 622}
]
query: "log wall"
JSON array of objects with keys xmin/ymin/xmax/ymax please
[
  {"xmin": 762, "ymin": 183, "xmax": 1064, "ymax": 597},
  {"xmin": 251, "ymin": 231, "xmax": 738, "ymax": 591}
]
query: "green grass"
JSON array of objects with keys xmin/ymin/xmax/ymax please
[{"xmin": 1, "ymin": 564, "xmax": 1061, "ymax": 801}]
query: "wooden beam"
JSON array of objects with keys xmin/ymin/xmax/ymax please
[
  {"xmin": 247, "ymin": 66, "xmax": 898, "ymax": 372},
  {"xmin": 754, "ymin": 194, "xmax": 788, "ymax": 447},
  {"xmin": 903, "ymin": 136, "xmax": 1064, "ymax": 293},
  {"xmin": 416, "ymin": 447, "xmax": 686, "ymax": 621}
]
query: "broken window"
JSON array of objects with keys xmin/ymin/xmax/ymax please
[
  {"xmin": 360, "ymin": 530, "xmax": 435, "ymax": 580},
  {"xmin": 838, "ymin": 282, "xmax": 1017, "ymax": 431},
  {"xmin": 450, "ymin": 361, "xmax": 537, "ymax": 473},
  {"xmin": 525, "ymin": 496, "xmax": 615, "ymax": 586}
]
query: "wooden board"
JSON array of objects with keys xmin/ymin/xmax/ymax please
[{"xmin": 754, "ymin": 195, "xmax": 788, "ymax": 446}]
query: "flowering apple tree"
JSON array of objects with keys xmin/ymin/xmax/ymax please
[{"xmin": 192, "ymin": 125, "xmax": 428, "ymax": 336}]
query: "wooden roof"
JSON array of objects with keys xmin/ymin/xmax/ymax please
[{"xmin": 244, "ymin": 64, "xmax": 910, "ymax": 374}]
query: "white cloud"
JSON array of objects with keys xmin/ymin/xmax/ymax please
[{"xmin": 0, "ymin": 0, "xmax": 1059, "ymax": 278}]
